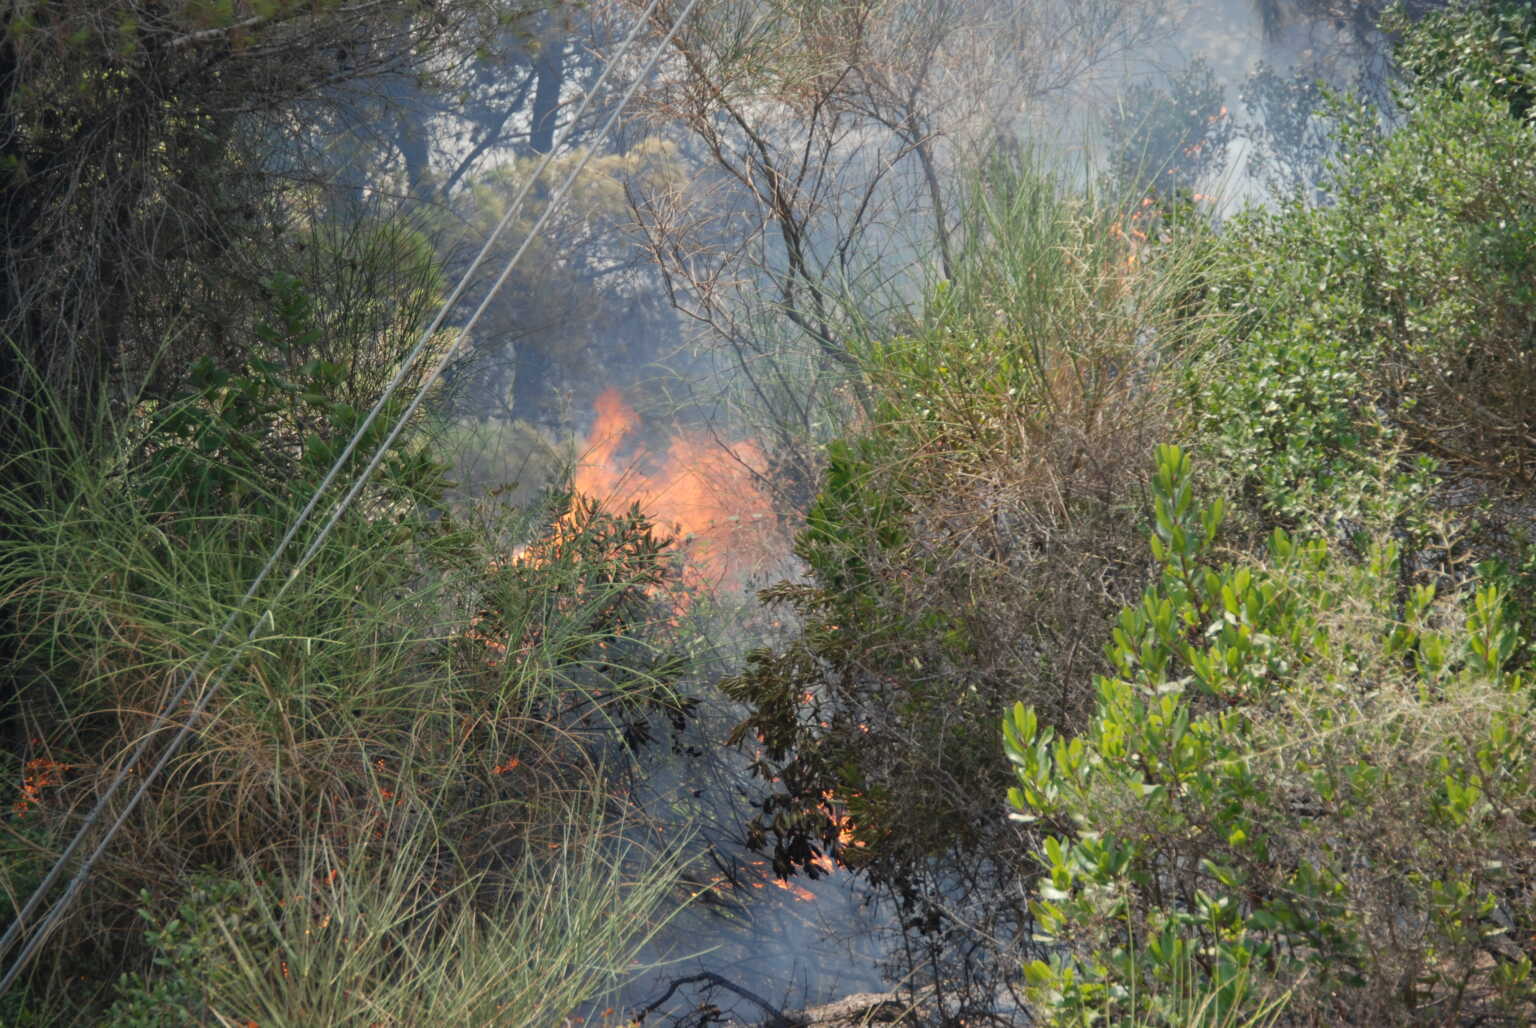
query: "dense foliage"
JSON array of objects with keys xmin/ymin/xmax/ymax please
[
  {"xmin": 1008, "ymin": 446, "xmax": 1535, "ymax": 1023},
  {"xmin": 721, "ymin": 160, "xmax": 1218, "ymax": 1009},
  {"xmin": 723, "ymin": 2, "xmax": 1536, "ymax": 1022},
  {"xmin": 1194, "ymin": 77, "xmax": 1536, "ymax": 530},
  {"xmin": 0, "ymin": 0, "xmax": 540, "ymax": 421},
  {"xmin": 0, "ymin": 263, "xmax": 697, "ymax": 1021},
  {"xmin": 5, "ymin": 0, "xmax": 1536, "ymax": 1023}
]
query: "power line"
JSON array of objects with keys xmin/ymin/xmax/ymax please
[
  {"xmin": 0, "ymin": 0, "xmax": 697, "ymax": 991},
  {"xmin": 293, "ymin": 1, "xmax": 702, "ymax": 582}
]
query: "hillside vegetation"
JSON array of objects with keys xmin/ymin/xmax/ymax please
[
  {"xmin": 2, "ymin": 1, "xmax": 1536, "ymax": 1025},
  {"xmin": 728, "ymin": 2, "xmax": 1536, "ymax": 1022}
]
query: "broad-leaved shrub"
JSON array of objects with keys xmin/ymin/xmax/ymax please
[{"xmin": 1006, "ymin": 446, "xmax": 1536, "ymax": 1024}]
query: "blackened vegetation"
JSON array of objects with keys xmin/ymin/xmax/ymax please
[{"xmin": 722, "ymin": 393, "xmax": 1160, "ymax": 1015}]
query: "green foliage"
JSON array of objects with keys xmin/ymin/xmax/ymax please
[
  {"xmin": 434, "ymin": 416, "xmax": 562, "ymax": 507},
  {"xmin": 1387, "ymin": 0, "xmax": 1536, "ymax": 123},
  {"xmin": 107, "ymin": 878, "xmax": 252, "ymax": 1027},
  {"xmin": 724, "ymin": 13, "xmax": 1536, "ymax": 1019},
  {"xmin": 1006, "ymin": 446, "xmax": 1536, "ymax": 1024},
  {"xmin": 0, "ymin": 275, "xmax": 456, "ymax": 726},
  {"xmin": 140, "ymin": 272, "xmax": 448, "ymax": 525},
  {"xmin": 1188, "ymin": 203, "xmax": 1402, "ymax": 527},
  {"xmin": 1196, "ymin": 57, "xmax": 1536, "ymax": 531},
  {"xmin": 468, "ymin": 490, "xmax": 699, "ymax": 744}
]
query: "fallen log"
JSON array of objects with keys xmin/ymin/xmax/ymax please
[
  {"xmin": 779, "ymin": 989, "xmax": 916, "ymax": 1025},
  {"xmin": 632, "ymin": 973, "xmax": 926, "ymax": 1027}
]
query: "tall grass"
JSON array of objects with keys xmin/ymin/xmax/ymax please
[
  {"xmin": 107, "ymin": 788, "xmax": 684, "ymax": 1026},
  {"xmin": 1054, "ymin": 947, "xmax": 1292, "ymax": 1028},
  {"xmin": 0, "ymin": 380, "xmax": 695, "ymax": 1022}
]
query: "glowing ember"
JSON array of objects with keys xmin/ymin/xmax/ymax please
[
  {"xmin": 13, "ymin": 757, "xmax": 66, "ymax": 815},
  {"xmin": 771, "ymin": 877, "xmax": 818, "ymax": 903},
  {"xmin": 821, "ymin": 789, "xmax": 860, "ymax": 850},
  {"xmin": 570, "ymin": 388, "xmax": 782, "ymax": 591},
  {"xmin": 741, "ymin": 859, "xmax": 819, "ymax": 902}
]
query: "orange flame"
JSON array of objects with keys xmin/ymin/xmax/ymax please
[
  {"xmin": 822, "ymin": 789, "xmax": 859, "ymax": 848},
  {"xmin": 771, "ymin": 877, "xmax": 818, "ymax": 902},
  {"xmin": 741, "ymin": 859, "xmax": 819, "ymax": 902},
  {"xmin": 570, "ymin": 389, "xmax": 781, "ymax": 591},
  {"xmin": 13, "ymin": 757, "xmax": 66, "ymax": 815}
]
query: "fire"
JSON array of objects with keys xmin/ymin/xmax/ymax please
[
  {"xmin": 817, "ymin": 792, "xmax": 866, "ymax": 866},
  {"xmin": 466, "ymin": 390, "xmax": 771, "ymax": 667},
  {"xmin": 569, "ymin": 389, "xmax": 781, "ymax": 591},
  {"xmin": 771, "ymin": 876, "xmax": 818, "ymax": 903},
  {"xmin": 13, "ymin": 757, "xmax": 66, "ymax": 815},
  {"xmin": 739, "ymin": 859, "xmax": 818, "ymax": 902}
]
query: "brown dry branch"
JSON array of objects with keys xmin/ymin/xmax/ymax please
[{"xmin": 606, "ymin": 0, "xmax": 1179, "ymax": 505}]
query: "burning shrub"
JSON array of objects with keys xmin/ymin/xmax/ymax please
[
  {"xmin": 1104, "ymin": 57, "xmax": 1233, "ymax": 199},
  {"xmin": 1006, "ymin": 446, "xmax": 1536, "ymax": 1024},
  {"xmin": 721, "ymin": 155, "xmax": 1217, "ymax": 1013},
  {"xmin": 567, "ymin": 389, "xmax": 785, "ymax": 595},
  {"xmin": 463, "ymin": 488, "xmax": 699, "ymax": 749}
]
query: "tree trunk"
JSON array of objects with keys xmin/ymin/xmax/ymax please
[{"xmin": 529, "ymin": 37, "xmax": 564, "ymax": 155}]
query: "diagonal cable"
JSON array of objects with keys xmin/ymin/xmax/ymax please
[{"xmin": 0, "ymin": 0, "xmax": 695, "ymax": 990}]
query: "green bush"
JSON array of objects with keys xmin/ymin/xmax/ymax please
[
  {"xmin": 1387, "ymin": 0, "xmax": 1536, "ymax": 124},
  {"xmin": 1006, "ymin": 446, "xmax": 1536, "ymax": 1024},
  {"xmin": 1195, "ymin": 64, "xmax": 1536, "ymax": 531},
  {"xmin": 138, "ymin": 270, "xmax": 449, "ymax": 524}
]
